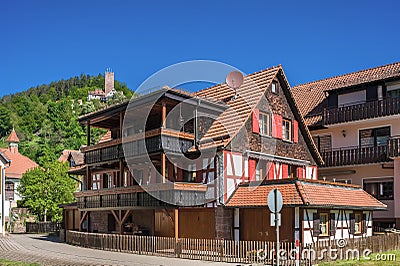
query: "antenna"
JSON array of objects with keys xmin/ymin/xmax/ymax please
[{"xmin": 226, "ymin": 71, "xmax": 244, "ymax": 100}]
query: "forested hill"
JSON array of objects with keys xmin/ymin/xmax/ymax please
[{"xmin": 0, "ymin": 74, "xmax": 134, "ymax": 166}]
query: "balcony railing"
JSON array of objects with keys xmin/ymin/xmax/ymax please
[
  {"xmin": 323, "ymin": 97, "xmax": 400, "ymax": 125},
  {"xmin": 388, "ymin": 136, "xmax": 400, "ymax": 158},
  {"xmin": 84, "ymin": 129, "xmax": 194, "ymax": 165},
  {"xmin": 74, "ymin": 183, "xmax": 207, "ymax": 209},
  {"xmin": 321, "ymin": 145, "xmax": 389, "ymax": 167}
]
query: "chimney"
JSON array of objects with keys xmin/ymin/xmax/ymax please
[{"xmin": 105, "ymin": 68, "xmax": 114, "ymax": 96}]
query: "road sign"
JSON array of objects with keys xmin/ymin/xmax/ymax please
[
  {"xmin": 267, "ymin": 188, "xmax": 283, "ymax": 213},
  {"xmin": 270, "ymin": 213, "xmax": 281, "ymax": 226}
]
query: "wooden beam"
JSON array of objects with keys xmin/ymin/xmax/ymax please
[
  {"xmin": 121, "ymin": 210, "xmax": 132, "ymax": 224},
  {"xmin": 119, "ymin": 160, "xmax": 124, "ymax": 187},
  {"xmin": 174, "ymin": 208, "xmax": 179, "ymax": 240},
  {"xmin": 162, "ymin": 100, "xmax": 166, "ymax": 128},
  {"xmin": 162, "ymin": 153, "xmax": 166, "ymax": 183},
  {"xmin": 111, "ymin": 210, "xmax": 120, "ymax": 225},
  {"xmin": 86, "ymin": 166, "xmax": 90, "ymax": 191},
  {"xmin": 119, "ymin": 111, "xmax": 123, "ymax": 138},
  {"xmin": 86, "ymin": 121, "xmax": 91, "ymax": 146},
  {"xmin": 79, "ymin": 211, "xmax": 88, "ymax": 232}
]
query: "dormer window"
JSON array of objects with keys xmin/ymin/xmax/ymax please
[{"xmin": 271, "ymin": 82, "xmax": 278, "ymax": 94}]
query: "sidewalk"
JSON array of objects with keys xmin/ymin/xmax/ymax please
[{"xmin": 0, "ymin": 234, "xmax": 235, "ymax": 266}]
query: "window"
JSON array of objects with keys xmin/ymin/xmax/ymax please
[
  {"xmin": 338, "ymin": 90, "xmax": 366, "ymax": 107},
  {"xmin": 183, "ymin": 164, "xmax": 197, "ymax": 182},
  {"xmin": 92, "ymin": 174, "xmax": 101, "ymax": 190},
  {"xmin": 319, "ymin": 213, "xmax": 329, "ymax": 236},
  {"xmin": 363, "ymin": 180, "xmax": 394, "ymax": 200},
  {"xmin": 259, "ymin": 112, "xmax": 270, "ymax": 136},
  {"xmin": 359, "ymin": 126, "xmax": 390, "ymax": 147},
  {"xmin": 271, "ymin": 82, "xmax": 278, "ymax": 94},
  {"xmin": 288, "ymin": 165, "xmax": 296, "ymax": 178},
  {"xmin": 312, "ymin": 135, "xmax": 332, "ymax": 153},
  {"xmin": 282, "ymin": 119, "xmax": 292, "ymax": 141},
  {"xmin": 355, "ymin": 213, "xmax": 363, "ymax": 234},
  {"xmin": 255, "ymin": 160, "xmax": 267, "ymax": 181},
  {"xmin": 5, "ymin": 182, "xmax": 14, "ymax": 200}
]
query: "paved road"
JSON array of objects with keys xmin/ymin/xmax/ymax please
[{"xmin": 0, "ymin": 234, "xmax": 236, "ymax": 266}]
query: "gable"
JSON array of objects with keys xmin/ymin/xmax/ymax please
[
  {"xmin": 195, "ymin": 65, "xmax": 322, "ymax": 166},
  {"xmin": 227, "ymin": 69, "xmax": 321, "ymax": 166}
]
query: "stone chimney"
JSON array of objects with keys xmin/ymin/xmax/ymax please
[
  {"xmin": 105, "ymin": 68, "xmax": 114, "ymax": 96},
  {"xmin": 7, "ymin": 128, "xmax": 19, "ymax": 154}
]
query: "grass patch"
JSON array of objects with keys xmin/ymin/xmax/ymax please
[
  {"xmin": 319, "ymin": 249, "xmax": 400, "ymax": 265},
  {"xmin": 0, "ymin": 259, "xmax": 39, "ymax": 266}
]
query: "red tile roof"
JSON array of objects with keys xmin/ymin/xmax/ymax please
[
  {"xmin": 6, "ymin": 129, "xmax": 19, "ymax": 143},
  {"xmin": 226, "ymin": 179, "xmax": 386, "ymax": 210},
  {"xmin": 99, "ymin": 130, "xmax": 112, "ymax": 143},
  {"xmin": 0, "ymin": 148, "xmax": 38, "ymax": 179},
  {"xmin": 196, "ymin": 66, "xmax": 280, "ymax": 147},
  {"xmin": 292, "ymin": 62, "xmax": 400, "ymax": 127},
  {"xmin": 58, "ymin": 150, "xmax": 76, "ymax": 162}
]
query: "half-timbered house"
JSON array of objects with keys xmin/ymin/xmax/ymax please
[{"xmin": 66, "ymin": 65, "xmax": 386, "ymax": 244}]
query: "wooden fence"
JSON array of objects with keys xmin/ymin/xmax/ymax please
[
  {"xmin": 66, "ymin": 230, "xmax": 400, "ymax": 264},
  {"xmin": 26, "ymin": 222, "xmax": 62, "ymax": 233},
  {"xmin": 66, "ymin": 230, "xmax": 307, "ymax": 265},
  {"xmin": 308, "ymin": 233, "xmax": 400, "ymax": 263}
]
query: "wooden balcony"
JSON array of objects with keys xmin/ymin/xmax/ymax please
[
  {"xmin": 321, "ymin": 145, "xmax": 390, "ymax": 167},
  {"xmin": 323, "ymin": 97, "xmax": 400, "ymax": 126},
  {"xmin": 388, "ymin": 136, "xmax": 400, "ymax": 159},
  {"xmin": 74, "ymin": 183, "xmax": 207, "ymax": 210},
  {"xmin": 84, "ymin": 128, "xmax": 194, "ymax": 165}
]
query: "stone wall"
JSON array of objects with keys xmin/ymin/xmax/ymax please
[
  {"xmin": 215, "ymin": 206, "xmax": 233, "ymax": 240},
  {"xmin": 90, "ymin": 211, "xmax": 108, "ymax": 233}
]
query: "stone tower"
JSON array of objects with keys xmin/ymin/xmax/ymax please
[{"xmin": 105, "ymin": 68, "xmax": 114, "ymax": 96}]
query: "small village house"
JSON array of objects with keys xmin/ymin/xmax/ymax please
[
  {"xmin": 0, "ymin": 151, "xmax": 10, "ymax": 236},
  {"xmin": 64, "ymin": 65, "xmax": 386, "ymax": 245},
  {"xmin": 292, "ymin": 62, "xmax": 400, "ymax": 230},
  {"xmin": 0, "ymin": 129, "xmax": 38, "ymax": 222}
]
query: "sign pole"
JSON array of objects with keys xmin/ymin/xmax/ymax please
[
  {"xmin": 275, "ymin": 189, "xmax": 279, "ymax": 266},
  {"xmin": 268, "ymin": 188, "xmax": 282, "ymax": 266}
]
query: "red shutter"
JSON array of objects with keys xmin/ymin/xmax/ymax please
[
  {"xmin": 282, "ymin": 164, "xmax": 288, "ymax": 179},
  {"xmin": 268, "ymin": 162, "xmax": 275, "ymax": 180},
  {"xmin": 249, "ymin": 159, "xmax": 256, "ymax": 181},
  {"xmin": 252, "ymin": 108, "xmax": 260, "ymax": 133},
  {"xmin": 272, "ymin": 114, "xmax": 282, "ymax": 139},
  {"xmin": 293, "ymin": 120, "xmax": 298, "ymax": 143},
  {"xmin": 297, "ymin": 167, "xmax": 304, "ymax": 178}
]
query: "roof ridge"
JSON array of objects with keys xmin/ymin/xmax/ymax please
[
  {"xmin": 294, "ymin": 181, "xmax": 308, "ymax": 205},
  {"xmin": 195, "ymin": 65, "xmax": 282, "ymax": 95},
  {"xmin": 292, "ymin": 61, "xmax": 400, "ymax": 89}
]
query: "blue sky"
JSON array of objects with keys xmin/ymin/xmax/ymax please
[{"xmin": 1, "ymin": 0, "xmax": 400, "ymax": 96}]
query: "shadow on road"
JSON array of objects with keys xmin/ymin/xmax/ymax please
[{"xmin": 28, "ymin": 233, "xmax": 62, "ymax": 243}]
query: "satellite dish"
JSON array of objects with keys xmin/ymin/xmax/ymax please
[
  {"xmin": 226, "ymin": 71, "xmax": 244, "ymax": 89},
  {"xmin": 226, "ymin": 71, "xmax": 244, "ymax": 99}
]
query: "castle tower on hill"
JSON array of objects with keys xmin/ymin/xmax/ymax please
[{"xmin": 105, "ymin": 68, "xmax": 114, "ymax": 96}]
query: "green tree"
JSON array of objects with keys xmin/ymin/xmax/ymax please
[
  {"xmin": 0, "ymin": 106, "xmax": 12, "ymax": 137},
  {"xmin": 18, "ymin": 161, "xmax": 76, "ymax": 222}
]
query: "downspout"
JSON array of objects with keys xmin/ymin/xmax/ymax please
[{"xmin": 68, "ymin": 174, "xmax": 84, "ymax": 192}]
